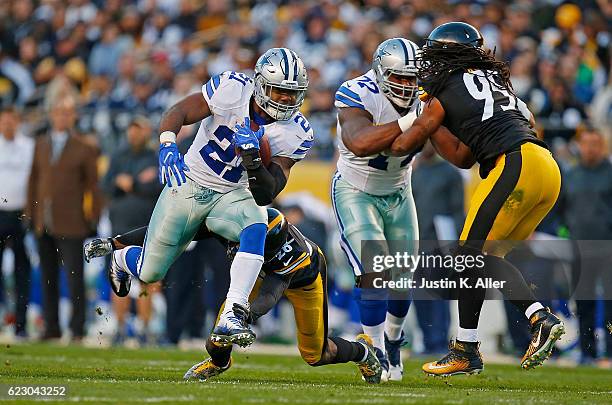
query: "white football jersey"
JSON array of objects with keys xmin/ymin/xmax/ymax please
[
  {"xmin": 335, "ymin": 70, "xmax": 421, "ymax": 196},
  {"xmin": 184, "ymin": 71, "xmax": 314, "ymax": 193}
]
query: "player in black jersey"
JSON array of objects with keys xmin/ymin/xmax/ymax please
[
  {"xmin": 387, "ymin": 22, "xmax": 565, "ymax": 375},
  {"xmin": 84, "ymin": 208, "xmax": 383, "ymax": 384}
]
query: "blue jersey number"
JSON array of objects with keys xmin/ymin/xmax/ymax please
[
  {"xmin": 199, "ymin": 126, "xmax": 243, "ymax": 183},
  {"xmin": 294, "ymin": 113, "xmax": 311, "ymax": 133},
  {"xmin": 228, "ymin": 71, "xmax": 252, "ymax": 86},
  {"xmin": 367, "ymin": 154, "xmax": 389, "ymax": 170},
  {"xmin": 356, "ymin": 76, "xmax": 379, "ymax": 94},
  {"xmin": 367, "ymin": 154, "xmax": 415, "ymax": 171}
]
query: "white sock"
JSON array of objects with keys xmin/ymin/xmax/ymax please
[
  {"xmin": 113, "ymin": 250, "xmax": 130, "ymax": 273},
  {"xmin": 223, "ymin": 252, "xmax": 264, "ymax": 314},
  {"xmin": 525, "ymin": 302, "xmax": 545, "ymax": 319},
  {"xmin": 384, "ymin": 312, "xmax": 406, "ymax": 341},
  {"xmin": 457, "ymin": 327, "xmax": 479, "ymax": 342},
  {"xmin": 362, "ymin": 322, "xmax": 385, "ymax": 351}
]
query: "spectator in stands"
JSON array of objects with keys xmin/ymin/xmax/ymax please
[
  {"xmin": 88, "ymin": 23, "xmax": 128, "ymax": 77},
  {"xmin": 0, "ymin": 107, "xmax": 34, "ymax": 338},
  {"xmin": 538, "ymin": 78, "xmax": 588, "ymax": 140},
  {"xmin": 101, "ymin": 115, "xmax": 161, "ymax": 345},
  {"xmin": 0, "ymin": 42, "xmax": 35, "ymax": 107},
  {"xmin": 26, "ymin": 96, "xmax": 101, "ymax": 341},
  {"xmin": 560, "ymin": 126, "xmax": 612, "ymax": 366}
]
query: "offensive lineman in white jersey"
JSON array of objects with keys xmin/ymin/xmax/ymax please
[
  {"xmin": 332, "ymin": 38, "xmax": 422, "ymax": 381},
  {"xmin": 106, "ymin": 48, "xmax": 313, "ymax": 347}
]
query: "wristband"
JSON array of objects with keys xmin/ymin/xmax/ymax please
[
  {"xmin": 397, "ymin": 115, "xmax": 412, "ymax": 132},
  {"xmin": 159, "ymin": 131, "xmax": 177, "ymax": 144}
]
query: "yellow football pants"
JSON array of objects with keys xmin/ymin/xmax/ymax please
[
  {"xmin": 460, "ymin": 142, "xmax": 561, "ymax": 257},
  {"xmin": 215, "ymin": 251, "xmax": 328, "ymax": 365}
]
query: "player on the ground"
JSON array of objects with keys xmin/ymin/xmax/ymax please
[
  {"xmin": 332, "ymin": 38, "xmax": 423, "ymax": 381},
  {"xmin": 104, "ymin": 48, "xmax": 313, "ymax": 348},
  {"xmin": 85, "ymin": 209, "xmax": 383, "ymax": 384},
  {"xmin": 387, "ymin": 22, "xmax": 565, "ymax": 375}
]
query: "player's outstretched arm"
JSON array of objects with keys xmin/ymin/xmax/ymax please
[
  {"xmin": 338, "ymin": 107, "xmax": 408, "ymax": 157},
  {"xmin": 430, "ymin": 127, "xmax": 476, "ymax": 169},
  {"xmin": 388, "ymin": 97, "xmax": 445, "ymax": 156},
  {"xmin": 249, "ymin": 272, "xmax": 293, "ymax": 321},
  {"xmin": 159, "ymin": 92, "xmax": 212, "ymax": 134},
  {"xmin": 157, "ymin": 93, "xmax": 212, "ymax": 187}
]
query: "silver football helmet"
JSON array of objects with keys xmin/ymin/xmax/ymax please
[
  {"xmin": 372, "ymin": 38, "xmax": 420, "ymax": 109},
  {"xmin": 254, "ymin": 48, "xmax": 308, "ymax": 121}
]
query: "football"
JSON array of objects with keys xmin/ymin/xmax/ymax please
[
  {"xmin": 258, "ymin": 134, "xmax": 272, "ymax": 167},
  {"xmin": 250, "ymin": 119, "xmax": 272, "ymax": 167}
]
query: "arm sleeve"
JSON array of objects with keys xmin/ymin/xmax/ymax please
[
  {"xmin": 250, "ymin": 272, "xmax": 293, "ymax": 320},
  {"xmin": 247, "ymin": 161, "xmax": 288, "ymax": 206},
  {"xmin": 115, "ymin": 226, "xmax": 148, "ymax": 246}
]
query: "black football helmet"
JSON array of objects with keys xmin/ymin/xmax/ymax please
[
  {"xmin": 226, "ymin": 208, "xmax": 289, "ymax": 262},
  {"xmin": 264, "ymin": 208, "xmax": 289, "ymax": 261},
  {"xmin": 426, "ymin": 22, "xmax": 483, "ymax": 48}
]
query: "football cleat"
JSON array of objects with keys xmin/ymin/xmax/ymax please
[
  {"xmin": 84, "ymin": 238, "xmax": 113, "ymax": 262},
  {"xmin": 109, "ymin": 251, "xmax": 131, "ymax": 297},
  {"xmin": 521, "ymin": 307, "xmax": 565, "ymax": 370},
  {"xmin": 374, "ymin": 347, "xmax": 390, "ymax": 382},
  {"xmin": 210, "ymin": 305, "xmax": 256, "ymax": 348},
  {"xmin": 355, "ymin": 334, "xmax": 383, "ymax": 384},
  {"xmin": 422, "ymin": 340, "xmax": 483, "ymax": 377},
  {"xmin": 385, "ymin": 332, "xmax": 405, "ymax": 381},
  {"xmin": 184, "ymin": 357, "xmax": 232, "ymax": 381}
]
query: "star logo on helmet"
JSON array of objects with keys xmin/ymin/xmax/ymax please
[
  {"xmin": 379, "ymin": 44, "xmax": 392, "ymax": 58},
  {"xmin": 261, "ymin": 52, "xmax": 275, "ymax": 68}
]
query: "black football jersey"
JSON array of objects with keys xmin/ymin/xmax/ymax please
[
  {"xmin": 261, "ymin": 224, "xmax": 320, "ymax": 289},
  {"xmin": 420, "ymin": 69, "xmax": 547, "ymax": 167}
]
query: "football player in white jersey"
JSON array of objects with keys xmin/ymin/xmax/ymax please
[
  {"xmin": 332, "ymin": 38, "xmax": 422, "ymax": 381},
  {"xmin": 106, "ymin": 48, "xmax": 313, "ymax": 347}
]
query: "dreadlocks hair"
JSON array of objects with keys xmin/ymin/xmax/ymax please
[{"xmin": 417, "ymin": 42, "xmax": 514, "ymax": 102}]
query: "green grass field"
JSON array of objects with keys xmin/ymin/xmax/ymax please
[{"xmin": 1, "ymin": 343, "xmax": 611, "ymax": 404}]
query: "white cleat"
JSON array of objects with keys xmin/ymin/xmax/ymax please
[{"xmin": 388, "ymin": 364, "xmax": 403, "ymax": 381}]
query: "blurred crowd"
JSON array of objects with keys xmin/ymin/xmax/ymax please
[
  {"xmin": 0, "ymin": 0, "xmax": 611, "ymax": 366},
  {"xmin": 0, "ymin": 0, "xmax": 609, "ymax": 155}
]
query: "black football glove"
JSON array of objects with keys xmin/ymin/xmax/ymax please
[
  {"xmin": 240, "ymin": 148, "xmax": 262, "ymax": 171},
  {"xmin": 232, "ymin": 303, "xmax": 255, "ymax": 325}
]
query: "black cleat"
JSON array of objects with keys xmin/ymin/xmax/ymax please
[
  {"xmin": 521, "ymin": 307, "xmax": 565, "ymax": 369},
  {"xmin": 385, "ymin": 332, "xmax": 405, "ymax": 381},
  {"xmin": 422, "ymin": 340, "xmax": 484, "ymax": 376},
  {"xmin": 108, "ymin": 252, "xmax": 131, "ymax": 297},
  {"xmin": 373, "ymin": 346, "xmax": 390, "ymax": 382},
  {"xmin": 355, "ymin": 334, "xmax": 383, "ymax": 384}
]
